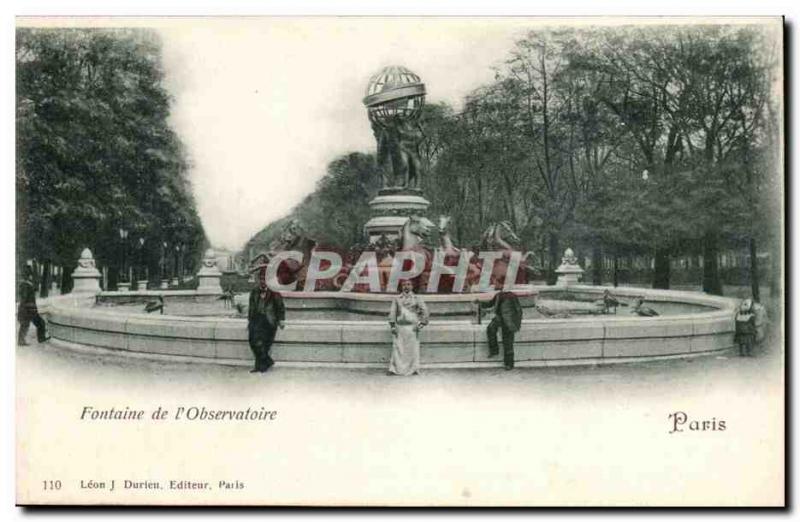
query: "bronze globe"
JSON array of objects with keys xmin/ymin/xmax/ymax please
[{"xmin": 363, "ymin": 65, "xmax": 426, "ymax": 125}]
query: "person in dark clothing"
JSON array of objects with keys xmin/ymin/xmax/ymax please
[
  {"xmin": 17, "ymin": 265, "xmax": 49, "ymax": 345},
  {"xmin": 735, "ymin": 299, "xmax": 757, "ymax": 357},
  {"xmin": 479, "ymin": 287, "xmax": 523, "ymax": 370},
  {"xmin": 247, "ymin": 268, "xmax": 285, "ymax": 373}
]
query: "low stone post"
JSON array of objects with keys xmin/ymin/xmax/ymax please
[
  {"xmin": 71, "ymin": 248, "xmax": 102, "ymax": 294},
  {"xmin": 118, "ymin": 282, "xmax": 131, "ymax": 292},
  {"xmin": 555, "ymin": 248, "xmax": 585, "ymax": 286},
  {"xmin": 197, "ymin": 248, "xmax": 223, "ymax": 292},
  {"xmin": 137, "ymin": 280, "xmax": 149, "ymax": 292}
]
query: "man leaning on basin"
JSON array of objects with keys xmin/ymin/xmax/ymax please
[{"xmin": 478, "ymin": 283, "xmax": 523, "ymax": 371}]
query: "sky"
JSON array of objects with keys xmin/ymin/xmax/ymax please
[{"xmin": 156, "ymin": 18, "xmax": 538, "ymax": 251}]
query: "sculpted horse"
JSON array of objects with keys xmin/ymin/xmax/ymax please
[
  {"xmin": 478, "ymin": 221, "xmax": 535, "ymax": 288},
  {"xmin": 394, "ymin": 215, "xmax": 435, "ymax": 292},
  {"xmin": 435, "ymin": 215, "xmax": 482, "ymax": 293},
  {"xmin": 265, "ymin": 220, "xmax": 315, "ymax": 288},
  {"xmin": 337, "ymin": 217, "xmax": 433, "ymax": 293},
  {"xmin": 252, "ymin": 219, "xmax": 348, "ymax": 291}
]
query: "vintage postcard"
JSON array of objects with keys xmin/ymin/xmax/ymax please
[{"xmin": 13, "ymin": 16, "xmax": 784, "ymax": 506}]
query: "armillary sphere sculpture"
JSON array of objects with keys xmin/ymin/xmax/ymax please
[{"xmin": 363, "ymin": 65, "xmax": 426, "ymax": 190}]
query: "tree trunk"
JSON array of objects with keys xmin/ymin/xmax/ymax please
[
  {"xmin": 625, "ymin": 255, "xmax": 633, "ymax": 285},
  {"xmin": 39, "ymin": 260, "xmax": 51, "ymax": 298},
  {"xmin": 612, "ymin": 253, "xmax": 619, "ymax": 288},
  {"xmin": 702, "ymin": 233, "xmax": 723, "ymax": 295},
  {"xmin": 547, "ymin": 231, "xmax": 559, "ymax": 286},
  {"xmin": 540, "ymin": 236, "xmax": 547, "ymax": 277},
  {"xmin": 749, "ymin": 237, "xmax": 760, "ymax": 303},
  {"xmin": 477, "ymin": 177, "xmax": 484, "ymax": 232},
  {"xmin": 60, "ymin": 264, "xmax": 74, "ymax": 294},
  {"xmin": 31, "ymin": 259, "xmax": 40, "ymax": 290},
  {"xmin": 592, "ymin": 245, "xmax": 602, "ymax": 285},
  {"xmin": 108, "ymin": 261, "xmax": 119, "ymax": 291},
  {"xmin": 653, "ymin": 248, "xmax": 670, "ymax": 289},
  {"xmin": 768, "ymin": 232, "xmax": 781, "ymax": 303}
]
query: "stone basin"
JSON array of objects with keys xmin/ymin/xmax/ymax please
[
  {"xmin": 42, "ymin": 286, "xmax": 739, "ymax": 368},
  {"xmin": 92, "ymin": 287, "xmax": 539, "ymax": 321}
]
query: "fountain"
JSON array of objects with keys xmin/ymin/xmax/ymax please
[{"xmin": 40, "ymin": 65, "xmax": 742, "ymax": 368}]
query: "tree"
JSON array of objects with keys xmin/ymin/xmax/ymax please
[
  {"xmin": 17, "ymin": 28, "xmax": 206, "ymax": 291},
  {"xmin": 659, "ymin": 26, "xmax": 772, "ymax": 294},
  {"xmin": 243, "ymin": 24, "xmax": 781, "ymax": 301},
  {"xmin": 568, "ymin": 25, "xmax": 774, "ymax": 293}
]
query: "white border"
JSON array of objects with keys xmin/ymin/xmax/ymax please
[{"xmin": 2, "ymin": 2, "xmax": 794, "ymax": 519}]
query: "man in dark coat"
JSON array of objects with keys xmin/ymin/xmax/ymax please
[
  {"xmin": 247, "ymin": 269, "xmax": 285, "ymax": 373},
  {"xmin": 17, "ymin": 265, "xmax": 49, "ymax": 345},
  {"xmin": 481, "ymin": 287, "xmax": 523, "ymax": 370}
]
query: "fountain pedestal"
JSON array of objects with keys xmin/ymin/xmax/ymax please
[
  {"xmin": 555, "ymin": 248, "xmax": 585, "ymax": 286},
  {"xmin": 364, "ymin": 189, "xmax": 431, "ymax": 243},
  {"xmin": 71, "ymin": 248, "xmax": 102, "ymax": 294},
  {"xmin": 197, "ymin": 248, "xmax": 223, "ymax": 292}
]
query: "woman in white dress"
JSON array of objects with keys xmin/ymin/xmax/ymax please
[{"xmin": 387, "ymin": 279, "xmax": 429, "ymax": 376}]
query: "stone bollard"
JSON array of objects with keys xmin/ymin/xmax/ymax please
[
  {"xmin": 71, "ymin": 248, "xmax": 102, "ymax": 294},
  {"xmin": 118, "ymin": 282, "xmax": 131, "ymax": 292},
  {"xmin": 170, "ymin": 277, "xmax": 179, "ymax": 287},
  {"xmin": 137, "ymin": 280, "xmax": 149, "ymax": 291},
  {"xmin": 197, "ymin": 248, "xmax": 223, "ymax": 292},
  {"xmin": 555, "ymin": 248, "xmax": 584, "ymax": 286},
  {"xmin": 160, "ymin": 279, "xmax": 169, "ymax": 290}
]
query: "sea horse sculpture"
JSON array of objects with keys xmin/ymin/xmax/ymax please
[
  {"xmin": 394, "ymin": 216, "xmax": 434, "ymax": 291},
  {"xmin": 251, "ymin": 219, "xmax": 348, "ymax": 291},
  {"xmin": 479, "ymin": 221, "xmax": 535, "ymax": 288},
  {"xmin": 436, "ymin": 215, "xmax": 481, "ymax": 292}
]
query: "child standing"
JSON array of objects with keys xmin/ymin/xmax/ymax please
[{"xmin": 735, "ymin": 299, "xmax": 757, "ymax": 357}]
